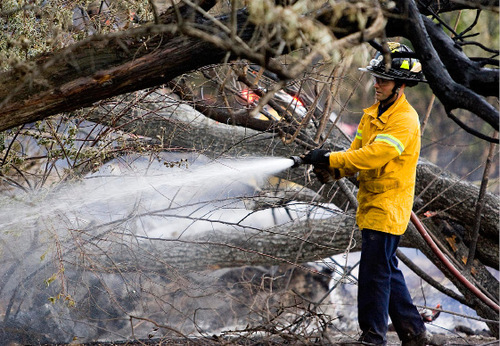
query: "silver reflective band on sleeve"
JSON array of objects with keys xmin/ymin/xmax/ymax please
[
  {"xmin": 355, "ymin": 129, "xmax": 362, "ymax": 140},
  {"xmin": 374, "ymin": 134, "xmax": 404, "ymax": 155}
]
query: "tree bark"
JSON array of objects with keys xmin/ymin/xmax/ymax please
[
  {"xmin": 87, "ymin": 95, "xmax": 499, "ymax": 270},
  {"xmin": 415, "ymin": 161, "xmax": 499, "ymax": 268},
  {"xmin": 0, "ymin": 1, "xmax": 497, "ymax": 133},
  {"xmin": 0, "ymin": 27, "xmax": 227, "ymax": 131},
  {"xmin": 0, "ymin": 0, "xmax": 498, "ymax": 336},
  {"xmin": 76, "ymin": 212, "xmax": 359, "ymax": 272}
]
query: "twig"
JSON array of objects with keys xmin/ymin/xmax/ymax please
[
  {"xmin": 148, "ymin": 0, "xmax": 160, "ymax": 24},
  {"xmin": 129, "ymin": 314, "xmax": 188, "ymax": 338},
  {"xmin": 420, "ymin": 94, "xmax": 435, "ymax": 136},
  {"xmin": 414, "ymin": 304, "xmax": 499, "ymax": 324},
  {"xmin": 466, "ymin": 131, "xmax": 498, "ymax": 269},
  {"xmin": 447, "ymin": 111, "xmax": 499, "ymax": 144},
  {"xmin": 397, "ymin": 250, "xmax": 467, "ymax": 305}
]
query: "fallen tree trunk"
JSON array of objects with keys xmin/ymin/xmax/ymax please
[
  {"xmin": 0, "ymin": 2, "xmax": 497, "ymax": 133},
  {"xmin": 81, "ymin": 95, "xmax": 499, "ymax": 329},
  {"xmin": 86, "ymin": 95, "xmax": 499, "ymax": 267},
  {"xmin": 1, "ymin": 1, "xmax": 498, "ymax": 341}
]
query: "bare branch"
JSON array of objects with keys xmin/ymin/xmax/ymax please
[{"xmin": 402, "ymin": 0, "xmax": 499, "ymax": 133}]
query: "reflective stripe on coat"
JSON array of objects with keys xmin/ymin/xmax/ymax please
[{"xmin": 329, "ymin": 94, "xmax": 421, "ymax": 235}]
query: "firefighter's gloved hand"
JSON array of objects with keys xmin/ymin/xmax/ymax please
[
  {"xmin": 313, "ymin": 166, "xmax": 334, "ymax": 184},
  {"xmin": 300, "ymin": 149, "xmax": 331, "ymax": 165}
]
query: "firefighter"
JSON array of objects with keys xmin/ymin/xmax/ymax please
[{"xmin": 302, "ymin": 42, "xmax": 430, "ymax": 345}]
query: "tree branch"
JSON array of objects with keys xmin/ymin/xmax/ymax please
[{"xmin": 401, "ymin": 0, "xmax": 499, "ymax": 133}]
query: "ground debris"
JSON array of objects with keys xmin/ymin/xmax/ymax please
[{"xmin": 42, "ymin": 331, "xmax": 498, "ymax": 346}]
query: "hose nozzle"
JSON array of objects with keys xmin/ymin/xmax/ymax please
[{"xmin": 290, "ymin": 156, "xmax": 303, "ymax": 168}]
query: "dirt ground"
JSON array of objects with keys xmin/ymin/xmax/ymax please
[
  {"xmin": 327, "ymin": 331, "xmax": 498, "ymax": 345},
  {"xmin": 45, "ymin": 331, "xmax": 497, "ymax": 345}
]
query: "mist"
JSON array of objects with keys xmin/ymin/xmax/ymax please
[{"xmin": 0, "ymin": 153, "xmax": 339, "ymax": 343}]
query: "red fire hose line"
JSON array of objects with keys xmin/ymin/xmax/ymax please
[
  {"xmin": 410, "ymin": 211, "xmax": 500, "ymax": 313},
  {"xmin": 335, "ymin": 178, "xmax": 498, "ymax": 312}
]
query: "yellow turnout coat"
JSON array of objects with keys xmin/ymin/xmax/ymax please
[{"xmin": 329, "ymin": 94, "xmax": 420, "ymax": 235}]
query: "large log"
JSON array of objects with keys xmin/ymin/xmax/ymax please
[
  {"xmin": 0, "ymin": 2, "xmax": 497, "ymax": 133},
  {"xmin": 86, "ymin": 95, "xmax": 499, "ymax": 268}
]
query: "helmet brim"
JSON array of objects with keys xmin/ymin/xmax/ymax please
[
  {"xmin": 359, "ymin": 67, "xmax": 394, "ymax": 80},
  {"xmin": 359, "ymin": 67, "xmax": 427, "ymax": 83}
]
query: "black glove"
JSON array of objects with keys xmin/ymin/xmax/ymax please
[
  {"xmin": 300, "ymin": 149, "xmax": 331, "ymax": 165},
  {"xmin": 313, "ymin": 166, "xmax": 333, "ymax": 184}
]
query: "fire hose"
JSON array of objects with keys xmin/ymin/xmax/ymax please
[
  {"xmin": 290, "ymin": 156, "xmax": 500, "ymax": 313},
  {"xmin": 410, "ymin": 211, "xmax": 499, "ymax": 313}
]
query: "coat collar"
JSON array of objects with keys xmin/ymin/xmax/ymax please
[{"xmin": 363, "ymin": 94, "xmax": 407, "ymax": 128}]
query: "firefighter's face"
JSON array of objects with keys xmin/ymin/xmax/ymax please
[{"xmin": 373, "ymin": 77, "xmax": 396, "ymax": 102}]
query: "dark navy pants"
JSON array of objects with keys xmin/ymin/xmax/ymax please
[{"xmin": 358, "ymin": 229, "xmax": 426, "ymax": 344}]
